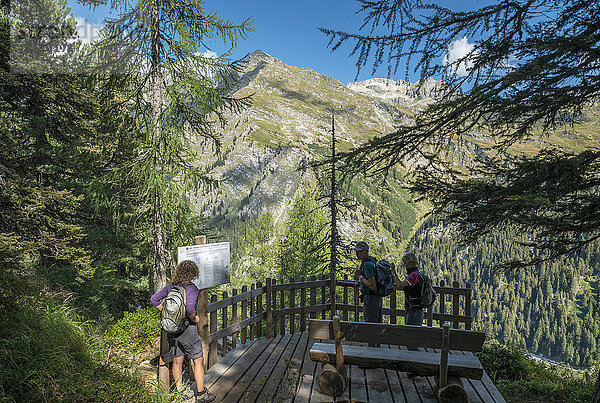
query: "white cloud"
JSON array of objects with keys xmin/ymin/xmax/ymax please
[
  {"xmin": 443, "ymin": 36, "xmax": 477, "ymax": 77},
  {"xmin": 199, "ymin": 50, "xmax": 218, "ymax": 59},
  {"xmin": 75, "ymin": 16, "xmax": 103, "ymax": 45}
]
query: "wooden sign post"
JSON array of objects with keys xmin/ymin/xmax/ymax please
[{"xmin": 195, "ymin": 235, "xmax": 210, "ymax": 372}]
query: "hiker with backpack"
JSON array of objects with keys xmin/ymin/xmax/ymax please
[
  {"xmin": 392, "ymin": 252, "xmax": 437, "ymax": 350},
  {"xmin": 353, "ymin": 241, "xmax": 382, "ymax": 347},
  {"xmin": 150, "ymin": 260, "xmax": 215, "ymax": 402}
]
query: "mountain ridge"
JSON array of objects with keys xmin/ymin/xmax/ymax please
[{"xmin": 197, "ymin": 48, "xmax": 600, "ymax": 261}]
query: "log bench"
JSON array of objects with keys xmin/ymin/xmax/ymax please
[{"xmin": 308, "ymin": 316, "xmax": 486, "ymax": 402}]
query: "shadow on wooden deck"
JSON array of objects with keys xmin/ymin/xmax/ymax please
[{"xmin": 203, "ymin": 332, "xmax": 505, "ymax": 403}]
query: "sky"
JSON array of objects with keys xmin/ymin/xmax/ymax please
[{"xmin": 67, "ymin": 0, "xmax": 475, "ymax": 85}]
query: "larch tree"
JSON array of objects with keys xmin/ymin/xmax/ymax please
[
  {"xmin": 322, "ymin": 0, "xmax": 600, "ymax": 268},
  {"xmin": 88, "ymin": 0, "xmax": 252, "ymax": 290},
  {"xmin": 322, "ymin": 0, "xmax": 600, "ymax": 397}
]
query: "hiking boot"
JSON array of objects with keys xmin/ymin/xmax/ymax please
[
  {"xmin": 196, "ymin": 387, "xmax": 215, "ymax": 402},
  {"xmin": 177, "ymin": 386, "xmax": 195, "ymax": 400}
]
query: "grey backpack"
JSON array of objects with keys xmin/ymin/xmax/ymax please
[
  {"xmin": 418, "ymin": 274, "xmax": 437, "ymax": 308},
  {"xmin": 160, "ymin": 285, "xmax": 188, "ymax": 333}
]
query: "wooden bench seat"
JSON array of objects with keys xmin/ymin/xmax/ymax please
[
  {"xmin": 310, "ymin": 342, "xmax": 484, "ymax": 379},
  {"xmin": 308, "ymin": 317, "xmax": 486, "ymax": 401}
]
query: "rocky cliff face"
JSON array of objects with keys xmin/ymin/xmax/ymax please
[
  {"xmin": 346, "ymin": 77, "xmax": 449, "ymax": 107},
  {"xmin": 193, "ymin": 49, "xmax": 422, "ymax": 252}
]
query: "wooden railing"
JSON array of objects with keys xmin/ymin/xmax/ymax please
[{"xmin": 201, "ymin": 276, "xmax": 473, "ymax": 369}]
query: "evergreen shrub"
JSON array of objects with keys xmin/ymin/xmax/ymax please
[{"xmin": 477, "ymin": 340, "xmax": 595, "ymax": 402}]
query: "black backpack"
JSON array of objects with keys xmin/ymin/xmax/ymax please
[
  {"xmin": 406, "ymin": 272, "xmax": 437, "ymax": 309},
  {"xmin": 375, "ymin": 260, "xmax": 395, "ymax": 297}
]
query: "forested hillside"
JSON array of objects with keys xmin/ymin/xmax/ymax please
[{"xmin": 409, "ymin": 219, "xmax": 600, "ymax": 368}]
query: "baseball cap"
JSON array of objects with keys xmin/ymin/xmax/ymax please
[{"xmin": 353, "ymin": 241, "xmax": 369, "ymax": 252}]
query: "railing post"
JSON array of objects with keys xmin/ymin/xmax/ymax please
[
  {"xmin": 439, "ymin": 280, "xmax": 446, "ymax": 328},
  {"xmin": 353, "ymin": 278, "xmax": 360, "ymax": 322},
  {"xmin": 390, "ymin": 288, "xmax": 396, "ymax": 324},
  {"xmin": 231, "ymin": 288, "xmax": 238, "ymax": 349},
  {"xmin": 256, "ymin": 281, "xmax": 263, "ymax": 338},
  {"xmin": 194, "ymin": 235, "xmax": 210, "ymax": 371},
  {"xmin": 221, "ymin": 291, "xmax": 228, "ymax": 355},
  {"xmin": 273, "ymin": 279, "xmax": 278, "ymax": 336},
  {"xmin": 330, "ymin": 271, "xmax": 336, "ymax": 318},
  {"xmin": 209, "ymin": 294, "xmax": 218, "ymax": 368},
  {"xmin": 279, "ymin": 278, "xmax": 285, "ymax": 335},
  {"xmin": 452, "ymin": 281, "xmax": 460, "ymax": 329},
  {"xmin": 309, "ymin": 275, "xmax": 317, "ymax": 320},
  {"xmin": 241, "ymin": 285, "xmax": 248, "ymax": 344},
  {"xmin": 321, "ymin": 274, "xmax": 327, "ymax": 320},
  {"xmin": 300, "ymin": 277, "xmax": 306, "ymax": 331},
  {"xmin": 290, "ymin": 277, "xmax": 296, "ymax": 334},
  {"xmin": 266, "ymin": 278, "xmax": 273, "ymax": 338},
  {"xmin": 343, "ymin": 275, "xmax": 349, "ymax": 321},
  {"xmin": 465, "ymin": 283, "xmax": 472, "ymax": 330}
]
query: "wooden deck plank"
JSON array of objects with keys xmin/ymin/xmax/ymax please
[
  {"xmin": 446, "ymin": 349, "xmax": 485, "ymax": 403},
  {"xmin": 381, "ymin": 344, "xmax": 408, "ymax": 403},
  {"xmin": 205, "ymin": 337, "xmax": 271, "ymax": 396},
  {"xmin": 396, "ymin": 345, "xmax": 437, "ymax": 403},
  {"xmin": 276, "ymin": 331, "xmax": 310, "ymax": 401},
  {"xmin": 259, "ymin": 332, "xmax": 302, "ymax": 402},
  {"xmin": 221, "ymin": 335, "xmax": 284, "ymax": 403},
  {"xmin": 294, "ymin": 338, "xmax": 333, "ymax": 402},
  {"xmin": 203, "ymin": 338, "xmax": 257, "ymax": 389},
  {"xmin": 291, "ymin": 336, "xmax": 317, "ymax": 403},
  {"xmin": 347, "ymin": 342, "xmax": 368, "ymax": 403},
  {"xmin": 239, "ymin": 334, "xmax": 294, "ymax": 403},
  {"xmin": 421, "ymin": 348, "xmax": 440, "ymax": 403},
  {"xmin": 385, "ymin": 343, "xmax": 420, "ymax": 403},
  {"xmin": 460, "ymin": 352, "xmax": 496, "ymax": 402},
  {"xmin": 480, "ymin": 371, "xmax": 506, "ymax": 403},
  {"xmin": 365, "ymin": 366, "xmax": 394, "ymax": 403}
]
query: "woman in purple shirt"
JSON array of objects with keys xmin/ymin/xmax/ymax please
[{"xmin": 151, "ymin": 260, "xmax": 215, "ymax": 402}]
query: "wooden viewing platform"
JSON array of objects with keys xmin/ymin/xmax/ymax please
[
  {"xmin": 202, "ymin": 332, "xmax": 505, "ymax": 402},
  {"xmin": 159, "ymin": 275, "xmax": 506, "ymax": 402}
]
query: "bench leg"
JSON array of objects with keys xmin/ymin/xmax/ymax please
[
  {"xmin": 437, "ymin": 376, "xmax": 468, "ymax": 403},
  {"xmin": 317, "ymin": 363, "xmax": 347, "ymax": 397}
]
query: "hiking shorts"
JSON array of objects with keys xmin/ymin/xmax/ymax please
[{"xmin": 171, "ymin": 323, "xmax": 203, "ymax": 360}]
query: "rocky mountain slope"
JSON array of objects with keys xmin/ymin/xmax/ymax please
[
  {"xmin": 195, "ymin": 50, "xmax": 426, "ymax": 256},
  {"xmin": 194, "ymin": 49, "xmax": 600, "ymax": 261}
]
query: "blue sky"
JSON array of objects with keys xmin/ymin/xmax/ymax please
[{"xmin": 67, "ymin": 0, "xmax": 475, "ymax": 85}]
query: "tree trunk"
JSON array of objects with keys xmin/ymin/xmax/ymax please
[
  {"xmin": 329, "ymin": 115, "xmax": 338, "ymax": 317},
  {"xmin": 593, "ymin": 370, "xmax": 600, "ymax": 403},
  {"xmin": 150, "ymin": 0, "xmax": 167, "ymax": 292},
  {"xmin": 152, "ymin": 191, "xmax": 168, "ymax": 291}
]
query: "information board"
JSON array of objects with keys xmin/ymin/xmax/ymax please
[{"xmin": 177, "ymin": 242, "xmax": 230, "ymax": 289}]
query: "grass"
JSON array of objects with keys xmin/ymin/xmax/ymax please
[
  {"xmin": 477, "ymin": 340, "xmax": 596, "ymax": 402},
  {"xmin": 0, "ymin": 270, "xmax": 153, "ymax": 402}
]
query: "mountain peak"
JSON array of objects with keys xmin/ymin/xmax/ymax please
[{"xmin": 246, "ymin": 49, "xmax": 278, "ymax": 63}]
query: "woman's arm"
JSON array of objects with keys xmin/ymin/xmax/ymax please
[
  {"xmin": 150, "ymin": 283, "xmax": 172, "ymax": 309},
  {"xmin": 391, "ymin": 263, "xmax": 410, "ymax": 290}
]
